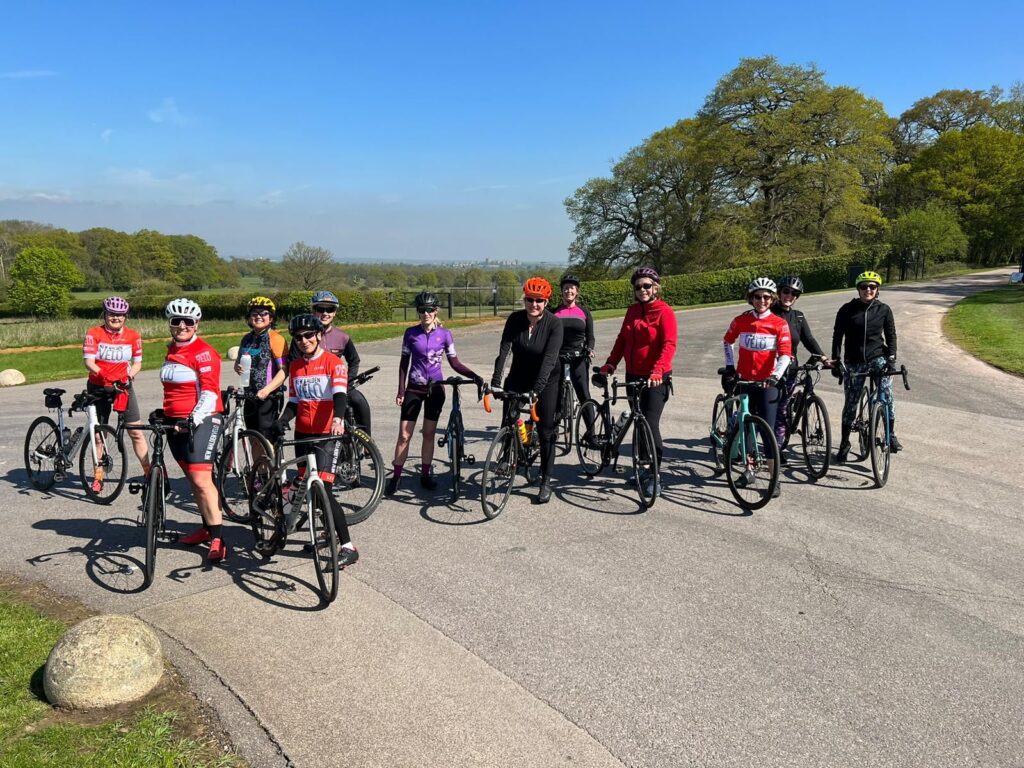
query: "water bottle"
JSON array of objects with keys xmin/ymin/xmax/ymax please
[
  {"xmin": 613, "ymin": 411, "xmax": 629, "ymax": 436},
  {"xmin": 516, "ymin": 418, "xmax": 529, "ymax": 445},
  {"xmin": 67, "ymin": 427, "xmax": 85, "ymax": 455},
  {"xmin": 62, "ymin": 427, "xmax": 71, "ymax": 445},
  {"xmin": 239, "ymin": 353, "xmax": 252, "ymax": 387}
]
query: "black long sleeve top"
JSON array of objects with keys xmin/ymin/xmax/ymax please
[
  {"xmin": 491, "ymin": 309, "xmax": 564, "ymax": 393},
  {"xmin": 772, "ymin": 305, "xmax": 824, "ymax": 362},
  {"xmin": 831, "ymin": 298, "xmax": 897, "ymax": 364}
]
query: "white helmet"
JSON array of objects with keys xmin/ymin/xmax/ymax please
[
  {"xmin": 165, "ymin": 297, "xmax": 202, "ymax": 320},
  {"xmin": 747, "ymin": 277, "xmax": 777, "ymax": 295}
]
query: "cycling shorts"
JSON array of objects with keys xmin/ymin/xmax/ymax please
[
  {"xmin": 400, "ymin": 386, "xmax": 445, "ymax": 423},
  {"xmin": 168, "ymin": 414, "xmax": 223, "ymax": 473},
  {"xmin": 87, "ymin": 381, "xmax": 141, "ymax": 424}
]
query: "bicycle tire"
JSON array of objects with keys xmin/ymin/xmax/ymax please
[
  {"xmin": 248, "ymin": 455, "xmax": 280, "ymax": 549},
  {"xmin": 852, "ymin": 387, "xmax": 871, "ymax": 462},
  {"xmin": 631, "ymin": 416, "xmax": 659, "ymax": 509},
  {"xmin": 143, "ymin": 466, "xmax": 164, "ymax": 589},
  {"xmin": 24, "ymin": 416, "xmax": 60, "ymax": 491},
  {"xmin": 709, "ymin": 395, "xmax": 729, "ymax": 475},
  {"xmin": 308, "ymin": 482, "xmax": 339, "ymax": 603},
  {"xmin": 725, "ymin": 414, "xmax": 779, "ymax": 510},
  {"xmin": 575, "ymin": 399, "xmax": 605, "ymax": 476},
  {"xmin": 330, "ymin": 428, "xmax": 385, "ymax": 526},
  {"xmin": 448, "ymin": 413, "xmax": 463, "ymax": 504},
  {"xmin": 557, "ymin": 385, "xmax": 575, "ymax": 456},
  {"xmin": 781, "ymin": 390, "xmax": 803, "ymax": 451},
  {"xmin": 869, "ymin": 402, "xmax": 891, "ymax": 488},
  {"xmin": 217, "ymin": 429, "xmax": 273, "ymax": 523},
  {"xmin": 79, "ymin": 423, "xmax": 127, "ymax": 504},
  {"xmin": 800, "ymin": 394, "xmax": 831, "ymax": 480},
  {"xmin": 481, "ymin": 427, "xmax": 517, "ymax": 519}
]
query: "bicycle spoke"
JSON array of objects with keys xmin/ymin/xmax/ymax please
[
  {"xmin": 24, "ymin": 416, "xmax": 61, "ymax": 491},
  {"xmin": 329, "ymin": 428, "xmax": 384, "ymax": 526},
  {"xmin": 725, "ymin": 415, "xmax": 779, "ymax": 510}
]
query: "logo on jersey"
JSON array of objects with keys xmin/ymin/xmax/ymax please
[
  {"xmin": 96, "ymin": 343, "xmax": 132, "ymax": 362},
  {"xmin": 739, "ymin": 332, "xmax": 778, "ymax": 352},
  {"xmin": 195, "ymin": 350, "xmax": 212, "ymax": 364},
  {"xmin": 294, "ymin": 374, "xmax": 330, "ymax": 401}
]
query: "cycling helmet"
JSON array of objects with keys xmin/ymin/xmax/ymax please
[
  {"xmin": 560, "ymin": 274, "xmax": 581, "ymax": 288},
  {"xmin": 247, "ymin": 295, "xmax": 276, "ymax": 314},
  {"xmin": 165, "ymin": 297, "xmax": 202, "ymax": 320},
  {"xmin": 414, "ymin": 291, "xmax": 439, "ymax": 311},
  {"xmin": 522, "ymin": 277, "xmax": 553, "ymax": 300},
  {"xmin": 777, "ymin": 276, "xmax": 804, "ymax": 294},
  {"xmin": 311, "ymin": 290, "xmax": 339, "ymax": 306},
  {"xmin": 856, "ymin": 270, "xmax": 883, "ymax": 286},
  {"xmin": 103, "ymin": 296, "xmax": 129, "ymax": 314},
  {"xmin": 631, "ymin": 267, "xmax": 661, "ymax": 286},
  {"xmin": 747, "ymin": 277, "xmax": 777, "ymax": 295},
  {"xmin": 289, "ymin": 313, "xmax": 322, "ymax": 335}
]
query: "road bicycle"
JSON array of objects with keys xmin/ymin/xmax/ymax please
[
  {"xmin": 433, "ymin": 376, "xmax": 482, "ymax": 503},
  {"xmin": 479, "ymin": 389, "xmax": 541, "ymax": 519},
  {"xmin": 780, "ymin": 356, "xmax": 832, "ymax": 480},
  {"xmin": 215, "ymin": 386, "xmax": 276, "ymax": 524},
  {"xmin": 555, "ymin": 349, "xmax": 588, "ymax": 456},
  {"xmin": 248, "ymin": 431, "xmax": 346, "ymax": 603},
  {"xmin": 24, "ymin": 384, "xmax": 129, "ymax": 504},
  {"xmin": 710, "ymin": 373, "xmax": 781, "ymax": 510},
  {"xmin": 331, "ymin": 366, "xmax": 385, "ymax": 525},
  {"xmin": 575, "ymin": 370, "xmax": 660, "ymax": 509},
  {"xmin": 125, "ymin": 411, "xmax": 192, "ymax": 589},
  {"xmin": 842, "ymin": 363, "xmax": 911, "ymax": 488}
]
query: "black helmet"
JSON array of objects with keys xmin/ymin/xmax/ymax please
[
  {"xmin": 560, "ymin": 274, "xmax": 581, "ymax": 288},
  {"xmin": 289, "ymin": 313, "xmax": 322, "ymax": 335},
  {"xmin": 414, "ymin": 291, "xmax": 439, "ymax": 311},
  {"xmin": 777, "ymin": 276, "xmax": 804, "ymax": 294}
]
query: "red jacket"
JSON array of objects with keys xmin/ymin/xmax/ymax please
[{"xmin": 605, "ymin": 298, "xmax": 677, "ymax": 377}]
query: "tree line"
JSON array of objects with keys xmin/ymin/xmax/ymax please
[{"xmin": 564, "ymin": 56, "xmax": 1024, "ymax": 277}]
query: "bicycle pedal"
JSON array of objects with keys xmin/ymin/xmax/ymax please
[
  {"xmin": 465, "ymin": 455, "xmax": 476, "ymax": 465},
  {"xmin": 437, "ymin": 436, "xmax": 447, "ymax": 447},
  {"xmin": 159, "ymin": 531, "xmax": 180, "ymax": 543},
  {"xmin": 128, "ymin": 482, "xmax": 142, "ymax": 495},
  {"xmin": 54, "ymin": 472, "xmax": 67, "ymax": 483}
]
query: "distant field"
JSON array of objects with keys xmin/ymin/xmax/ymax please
[{"xmin": 944, "ymin": 285, "xmax": 1024, "ymax": 376}]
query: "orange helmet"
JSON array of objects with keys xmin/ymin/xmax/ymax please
[{"xmin": 522, "ymin": 277, "xmax": 552, "ymax": 300}]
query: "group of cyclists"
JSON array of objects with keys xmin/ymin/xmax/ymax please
[{"xmin": 73, "ymin": 265, "xmax": 900, "ymax": 564}]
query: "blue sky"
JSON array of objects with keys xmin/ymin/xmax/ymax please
[{"xmin": 0, "ymin": 0, "xmax": 1020, "ymax": 263}]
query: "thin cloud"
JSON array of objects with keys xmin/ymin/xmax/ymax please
[
  {"xmin": 100, "ymin": 129, "xmax": 113, "ymax": 143},
  {"xmin": 462, "ymin": 183, "xmax": 511, "ymax": 193},
  {"xmin": 0, "ymin": 69, "xmax": 57, "ymax": 79},
  {"xmin": 147, "ymin": 97, "xmax": 191, "ymax": 125},
  {"xmin": 31, "ymin": 192, "xmax": 72, "ymax": 203}
]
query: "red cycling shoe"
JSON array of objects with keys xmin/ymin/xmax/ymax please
[
  {"xmin": 179, "ymin": 527, "xmax": 212, "ymax": 546},
  {"xmin": 207, "ymin": 538, "xmax": 228, "ymax": 562}
]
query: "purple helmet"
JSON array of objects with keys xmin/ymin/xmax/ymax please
[
  {"xmin": 103, "ymin": 296, "xmax": 130, "ymax": 314},
  {"xmin": 631, "ymin": 267, "xmax": 661, "ymax": 285}
]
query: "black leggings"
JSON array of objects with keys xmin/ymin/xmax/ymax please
[
  {"xmin": 626, "ymin": 374, "xmax": 670, "ymax": 467},
  {"xmin": 502, "ymin": 378, "xmax": 559, "ymax": 483},
  {"xmin": 293, "ymin": 433, "xmax": 351, "ymax": 545},
  {"xmin": 347, "ymin": 388, "xmax": 371, "ymax": 434},
  {"xmin": 564, "ymin": 356, "xmax": 595, "ymax": 430}
]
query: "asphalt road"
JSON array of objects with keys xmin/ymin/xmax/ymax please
[{"xmin": 1, "ymin": 270, "xmax": 1021, "ymax": 768}]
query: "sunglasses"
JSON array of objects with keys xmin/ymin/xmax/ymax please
[
  {"xmin": 312, "ymin": 305, "xmax": 337, "ymax": 313},
  {"xmin": 751, "ymin": 293, "xmax": 774, "ymax": 301},
  {"xmin": 249, "ymin": 310, "xmax": 271, "ymax": 318},
  {"xmin": 293, "ymin": 331, "xmax": 318, "ymax": 341},
  {"xmin": 634, "ymin": 283, "xmax": 656, "ymax": 291},
  {"xmin": 524, "ymin": 297, "xmax": 546, "ymax": 304},
  {"xmin": 779, "ymin": 288, "xmax": 800, "ymax": 297},
  {"xmin": 169, "ymin": 317, "xmax": 197, "ymax": 328},
  {"xmin": 417, "ymin": 307, "xmax": 437, "ymax": 314},
  {"xmin": 858, "ymin": 284, "xmax": 879, "ymax": 290}
]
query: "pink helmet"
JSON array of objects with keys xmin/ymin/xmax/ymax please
[{"xmin": 103, "ymin": 296, "xmax": 130, "ymax": 314}]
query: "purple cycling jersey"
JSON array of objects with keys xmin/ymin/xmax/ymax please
[{"xmin": 401, "ymin": 325, "xmax": 457, "ymax": 389}]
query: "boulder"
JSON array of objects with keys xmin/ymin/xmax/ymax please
[
  {"xmin": 44, "ymin": 615, "xmax": 163, "ymax": 709},
  {"xmin": 0, "ymin": 369, "xmax": 26, "ymax": 386},
  {"xmin": 227, "ymin": 345, "xmax": 239, "ymax": 360}
]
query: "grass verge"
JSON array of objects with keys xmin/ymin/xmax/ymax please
[
  {"xmin": 0, "ymin": 575, "xmax": 241, "ymax": 767},
  {"xmin": 943, "ymin": 285, "xmax": 1024, "ymax": 377}
]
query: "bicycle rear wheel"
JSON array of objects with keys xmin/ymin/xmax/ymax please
[
  {"xmin": 218, "ymin": 429, "xmax": 273, "ymax": 523},
  {"xmin": 143, "ymin": 468, "xmax": 164, "ymax": 589},
  {"xmin": 330, "ymin": 428, "xmax": 385, "ymax": 526},
  {"xmin": 725, "ymin": 414, "xmax": 779, "ymax": 510},
  {"xmin": 24, "ymin": 416, "xmax": 60, "ymax": 491},
  {"xmin": 79, "ymin": 424, "xmax": 127, "ymax": 504},
  {"xmin": 781, "ymin": 390, "xmax": 803, "ymax": 451},
  {"xmin": 308, "ymin": 483, "xmax": 339, "ymax": 603},
  {"xmin": 248, "ymin": 456, "xmax": 281, "ymax": 550},
  {"xmin": 631, "ymin": 417, "xmax": 659, "ymax": 509},
  {"xmin": 557, "ymin": 386, "xmax": 576, "ymax": 456},
  {"xmin": 852, "ymin": 388, "xmax": 871, "ymax": 462},
  {"xmin": 709, "ymin": 395, "xmax": 729, "ymax": 475},
  {"xmin": 869, "ymin": 402, "xmax": 891, "ymax": 488},
  {"xmin": 800, "ymin": 394, "xmax": 832, "ymax": 480},
  {"xmin": 575, "ymin": 399, "xmax": 605, "ymax": 476},
  {"xmin": 481, "ymin": 427, "xmax": 517, "ymax": 519}
]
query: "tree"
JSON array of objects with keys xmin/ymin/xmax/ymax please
[
  {"xmin": 79, "ymin": 227, "xmax": 138, "ymax": 290},
  {"xmin": 279, "ymin": 241, "xmax": 335, "ymax": 290},
  {"xmin": 888, "ymin": 203, "xmax": 968, "ymax": 263},
  {"xmin": 134, "ymin": 230, "xmax": 178, "ymax": 284},
  {"xmin": 8, "ymin": 246, "xmax": 83, "ymax": 317},
  {"xmin": 168, "ymin": 234, "xmax": 223, "ymax": 290}
]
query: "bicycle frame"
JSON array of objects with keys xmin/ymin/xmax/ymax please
[
  {"xmin": 588, "ymin": 375, "xmax": 646, "ymax": 470},
  {"xmin": 253, "ymin": 436, "xmax": 334, "ymax": 542}
]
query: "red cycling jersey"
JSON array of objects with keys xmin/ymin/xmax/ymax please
[
  {"xmin": 605, "ymin": 298, "xmax": 677, "ymax": 377},
  {"xmin": 723, "ymin": 309, "xmax": 793, "ymax": 381},
  {"xmin": 160, "ymin": 336, "xmax": 223, "ymax": 420},
  {"xmin": 287, "ymin": 350, "xmax": 348, "ymax": 434},
  {"xmin": 83, "ymin": 325, "xmax": 142, "ymax": 386}
]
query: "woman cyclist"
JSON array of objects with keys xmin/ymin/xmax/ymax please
[
  {"xmin": 831, "ymin": 270, "xmax": 900, "ymax": 463},
  {"xmin": 553, "ymin": 274, "xmax": 596, "ymax": 436},
  {"xmin": 594, "ymin": 267, "xmax": 677, "ymax": 497},
  {"xmin": 721, "ymin": 278, "xmax": 792, "ymax": 498},
  {"xmin": 385, "ymin": 291, "xmax": 484, "ymax": 496},
  {"xmin": 234, "ymin": 296, "xmax": 287, "ymax": 439},
  {"xmin": 268, "ymin": 314, "xmax": 358, "ymax": 567},
  {"xmin": 770, "ymin": 276, "xmax": 829, "ymax": 460},
  {"xmin": 310, "ymin": 290, "xmax": 371, "ymax": 435},
  {"xmin": 82, "ymin": 296, "xmax": 150, "ymax": 486},
  {"xmin": 161, "ymin": 299, "xmax": 228, "ymax": 562},
  {"xmin": 490, "ymin": 277, "xmax": 564, "ymax": 504}
]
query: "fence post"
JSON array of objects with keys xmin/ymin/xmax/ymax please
[{"xmin": 447, "ymin": 291, "xmax": 454, "ymax": 320}]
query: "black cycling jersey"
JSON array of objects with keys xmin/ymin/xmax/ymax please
[
  {"xmin": 491, "ymin": 309, "xmax": 564, "ymax": 394},
  {"xmin": 831, "ymin": 298, "xmax": 897, "ymax": 364},
  {"xmin": 553, "ymin": 304, "xmax": 595, "ymax": 353},
  {"xmin": 772, "ymin": 305, "xmax": 824, "ymax": 362}
]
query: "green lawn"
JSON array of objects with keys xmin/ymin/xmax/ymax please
[
  {"xmin": 944, "ymin": 285, "xmax": 1024, "ymax": 376},
  {"xmin": 0, "ymin": 597, "xmax": 238, "ymax": 767}
]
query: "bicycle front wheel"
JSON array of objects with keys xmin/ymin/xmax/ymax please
[
  {"xmin": 869, "ymin": 402, "xmax": 891, "ymax": 488},
  {"xmin": 308, "ymin": 483, "xmax": 339, "ymax": 603},
  {"xmin": 79, "ymin": 424, "xmax": 127, "ymax": 504},
  {"xmin": 24, "ymin": 416, "xmax": 60, "ymax": 491},
  {"xmin": 143, "ymin": 467, "xmax": 165, "ymax": 589},
  {"xmin": 631, "ymin": 417, "xmax": 659, "ymax": 509},
  {"xmin": 331, "ymin": 428, "xmax": 385, "ymax": 526},
  {"xmin": 557, "ymin": 386, "xmax": 576, "ymax": 456},
  {"xmin": 575, "ymin": 399, "xmax": 605, "ymax": 476},
  {"xmin": 218, "ymin": 429, "xmax": 273, "ymax": 523},
  {"xmin": 725, "ymin": 414, "xmax": 779, "ymax": 510},
  {"xmin": 248, "ymin": 456, "xmax": 280, "ymax": 549},
  {"xmin": 781, "ymin": 390, "xmax": 803, "ymax": 451},
  {"xmin": 481, "ymin": 427, "xmax": 517, "ymax": 519},
  {"xmin": 801, "ymin": 394, "xmax": 831, "ymax": 480},
  {"xmin": 709, "ymin": 395, "xmax": 729, "ymax": 475},
  {"xmin": 852, "ymin": 387, "xmax": 871, "ymax": 462},
  {"xmin": 448, "ymin": 413, "xmax": 463, "ymax": 504}
]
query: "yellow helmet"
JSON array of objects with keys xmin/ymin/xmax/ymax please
[
  {"xmin": 247, "ymin": 295, "xmax": 276, "ymax": 314},
  {"xmin": 855, "ymin": 271, "xmax": 882, "ymax": 286}
]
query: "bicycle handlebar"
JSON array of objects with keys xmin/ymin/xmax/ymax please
[
  {"xmin": 350, "ymin": 365, "xmax": 380, "ymax": 389},
  {"xmin": 837, "ymin": 363, "xmax": 911, "ymax": 390},
  {"xmin": 485, "ymin": 388, "xmax": 539, "ymax": 422}
]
